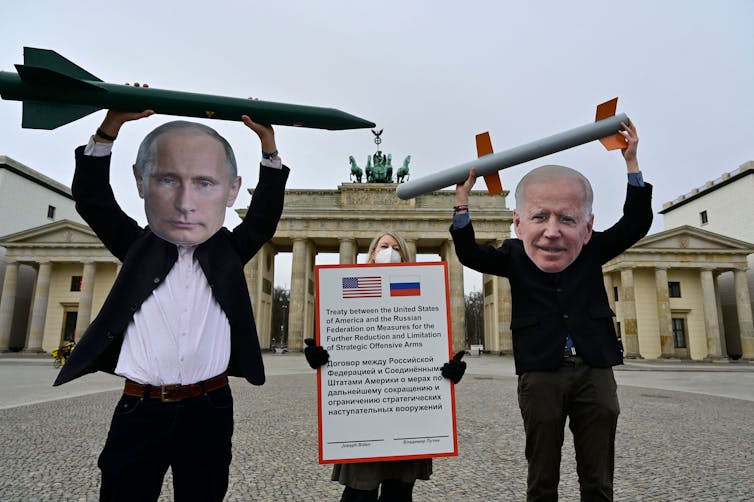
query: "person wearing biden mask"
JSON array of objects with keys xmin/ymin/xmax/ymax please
[
  {"xmin": 304, "ymin": 230, "xmax": 466, "ymax": 502},
  {"xmin": 54, "ymin": 106, "xmax": 289, "ymax": 501},
  {"xmin": 450, "ymin": 122, "xmax": 652, "ymax": 501}
]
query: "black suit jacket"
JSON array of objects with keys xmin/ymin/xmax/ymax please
[
  {"xmin": 54, "ymin": 147, "xmax": 289, "ymax": 387},
  {"xmin": 450, "ymin": 183, "xmax": 652, "ymax": 375}
]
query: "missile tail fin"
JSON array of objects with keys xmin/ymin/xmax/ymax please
[
  {"xmin": 476, "ymin": 132, "xmax": 504, "ymax": 195},
  {"xmin": 22, "ymin": 100, "xmax": 101, "ymax": 130},
  {"xmin": 16, "ymin": 65, "xmax": 105, "ymax": 91},
  {"xmin": 23, "ymin": 47, "xmax": 102, "ymax": 82},
  {"xmin": 595, "ymin": 97, "xmax": 626, "ymax": 151}
]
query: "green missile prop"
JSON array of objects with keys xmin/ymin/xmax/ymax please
[{"xmin": 0, "ymin": 47, "xmax": 376, "ymax": 131}]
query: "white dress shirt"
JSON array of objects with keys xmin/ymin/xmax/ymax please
[
  {"xmin": 115, "ymin": 244, "xmax": 231, "ymax": 385},
  {"xmin": 84, "ymin": 135, "xmax": 280, "ymax": 385}
]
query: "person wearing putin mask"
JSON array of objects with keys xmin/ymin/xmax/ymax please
[{"xmin": 54, "ymin": 107, "xmax": 288, "ymax": 502}]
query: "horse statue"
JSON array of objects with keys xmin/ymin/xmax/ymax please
[
  {"xmin": 396, "ymin": 155, "xmax": 411, "ymax": 183},
  {"xmin": 365, "ymin": 155, "xmax": 373, "ymax": 182},
  {"xmin": 348, "ymin": 155, "xmax": 363, "ymax": 183}
]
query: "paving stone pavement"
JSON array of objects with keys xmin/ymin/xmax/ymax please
[{"xmin": 1, "ymin": 354, "xmax": 753, "ymax": 501}]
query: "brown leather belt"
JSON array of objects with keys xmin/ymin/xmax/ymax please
[{"xmin": 123, "ymin": 373, "xmax": 228, "ymax": 402}]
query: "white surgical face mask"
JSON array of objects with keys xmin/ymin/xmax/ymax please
[{"xmin": 374, "ymin": 247, "xmax": 401, "ymax": 263}]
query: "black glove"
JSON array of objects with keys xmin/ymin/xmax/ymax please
[
  {"xmin": 304, "ymin": 338, "xmax": 329, "ymax": 369},
  {"xmin": 441, "ymin": 350, "xmax": 467, "ymax": 384}
]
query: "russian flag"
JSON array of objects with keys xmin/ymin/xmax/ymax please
[{"xmin": 390, "ymin": 275, "xmax": 421, "ymax": 297}]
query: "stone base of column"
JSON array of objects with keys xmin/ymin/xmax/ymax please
[
  {"xmin": 659, "ymin": 335, "xmax": 675, "ymax": 358},
  {"xmin": 22, "ymin": 347, "xmax": 45, "ymax": 354},
  {"xmin": 740, "ymin": 337, "xmax": 754, "ymax": 359},
  {"xmin": 702, "ymin": 355, "xmax": 730, "ymax": 362},
  {"xmin": 622, "ymin": 334, "xmax": 640, "ymax": 358}
]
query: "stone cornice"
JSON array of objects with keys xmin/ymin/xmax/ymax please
[
  {"xmin": 660, "ymin": 161, "xmax": 753, "ymax": 213},
  {"xmin": 0, "ymin": 155, "xmax": 74, "ymax": 200}
]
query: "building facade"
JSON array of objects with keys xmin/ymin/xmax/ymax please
[
  {"xmin": 0, "ymin": 156, "xmax": 84, "ymax": 351},
  {"xmin": 2, "ymin": 158, "xmax": 752, "ymax": 362},
  {"xmin": 603, "ymin": 226, "xmax": 753, "ymax": 360},
  {"xmin": 0, "ymin": 182, "xmax": 512, "ymax": 355},
  {"xmin": 659, "ymin": 162, "xmax": 754, "ymax": 355}
]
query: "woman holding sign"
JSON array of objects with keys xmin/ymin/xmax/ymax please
[{"xmin": 304, "ymin": 230, "xmax": 467, "ymax": 502}]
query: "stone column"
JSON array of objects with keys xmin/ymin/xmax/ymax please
[
  {"xmin": 442, "ymin": 240, "xmax": 465, "ymax": 353},
  {"xmin": 245, "ymin": 254, "xmax": 259, "ymax": 307},
  {"xmin": 700, "ymin": 269, "xmax": 722, "ymax": 358},
  {"xmin": 604, "ymin": 272, "xmax": 620, "ymax": 346},
  {"xmin": 734, "ymin": 268, "xmax": 754, "ymax": 359},
  {"xmin": 339, "ymin": 238, "xmax": 356, "ymax": 264},
  {"xmin": 714, "ymin": 272, "xmax": 727, "ymax": 355},
  {"xmin": 482, "ymin": 276, "xmax": 496, "ymax": 352},
  {"xmin": 289, "ymin": 238, "xmax": 311, "ymax": 351},
  {"xmin": 619, "ymin": 268, "xmax": 639, "ymax": 357},
  {"xmin": 0, "ymin": 261, "xmax": 19, "ymax": 351},
  {"xmin": 654, "ymin": 267, "xmax": 674, "ymax": 357},
  {"xmin": 405, "ymin": 239, "xmax": 417, "ymax": 263},
  {"xmin": 245, "ymin": 243, "xmax": 276, "ymax": 350},
  {"xmin": 74, "ymin": 261, "xmax": 97, "ymax": 341},
  {"xmin": 481, "ymin": 239, "xmax": 512, "ymax": 355},
  {"xmin": 24, "ymin": 262, "xmax": 52, "ymax": 352},
  {"xmin": 483, "ymin": 272, "xmax": 512, "ymax": 354},
  {"xmin": 604, "ymin": 273, "xmax": 615, "ymax": 317},
  {"xmin": 499, "ymin": 276, "xmax": 512, "ymax": 353}
]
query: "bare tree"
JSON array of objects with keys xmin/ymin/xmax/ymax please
[
  {"xmin": 271, "ymin": 287, "xmax": 290, "ymax": 348},
  {"xmin": 465, "ymin": 291, "xmax": 484, "ymax": 347}
]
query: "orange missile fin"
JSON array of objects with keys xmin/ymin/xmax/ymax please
[
  {"xmin": 596, "ymin": 97, "xmax": 627, "ymax": 151},
  {"xmin": 475, "ymin": 132, "xmax": 503, "ymax": 195}
]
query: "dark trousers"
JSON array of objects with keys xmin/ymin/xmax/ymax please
[
  {"xmin": 98, "ymin": 384, "xmax": 234, "ymax": 502},
  {"xmin": 341, "ymin": 480, "xmax": 415, "ymax": 502},
  {"xmin": 517, "ymin": 357, "xmax": 619, "ymax": 502}
]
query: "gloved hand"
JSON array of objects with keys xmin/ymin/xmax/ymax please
[
  {"xmin": 304, "ymin": 338, "xmax": 329, "ymax": 369},
  {"xmin": 441, "ymin": 350, "xmax": 467, "ymax": 384}
]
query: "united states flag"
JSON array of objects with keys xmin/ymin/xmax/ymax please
[{"xmin": 342, "ymin": 276, "xmax": 382, "ymax": 299}]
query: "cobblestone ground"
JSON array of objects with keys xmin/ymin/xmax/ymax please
[{"xmin": 1, "ymin": 373, "xmax": 752, "ymax": 501}]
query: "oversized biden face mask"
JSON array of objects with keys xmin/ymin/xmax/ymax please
[{"xmin": 374, "ymin": 247, "xmax": 401, "ymax": 264}]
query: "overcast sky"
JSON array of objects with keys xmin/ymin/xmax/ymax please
[{"xmin": 2, "ymin": 1, "xmax": 752, "ymax": 291}]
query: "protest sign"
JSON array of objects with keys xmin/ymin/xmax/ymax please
[{"xmin": 314, "ymin": 262, "xmax": 457, "ymax": 464}]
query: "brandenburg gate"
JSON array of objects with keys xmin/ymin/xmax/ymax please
[{"xmin": 241, "ymin": 182, "xmax": 512, "ymax": 353}]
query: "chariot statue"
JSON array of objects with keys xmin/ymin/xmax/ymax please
[{"xmin": 347, "ymin": 129, "xmax": 409, "ymax": 184}]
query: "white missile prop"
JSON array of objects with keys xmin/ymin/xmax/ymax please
[{"xmin": 396, "ymin": 98, "xmax": 629, "ymax": 200}]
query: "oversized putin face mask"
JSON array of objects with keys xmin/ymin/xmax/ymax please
[{"xmin": 134, "ymin": 131, "xmax": 241, "ymax": 246}]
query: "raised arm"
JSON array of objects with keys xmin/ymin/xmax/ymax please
[
  {"xmin": 241, "ymin": 114, "xmax": 279, "ymax": 161},
  {"xmin": 619, "ymin": 120, "xmax": 640, "ymax": 174},
  {"xmin": 454, "ymin": 167, "xmax": 478, "ymax": 213}
]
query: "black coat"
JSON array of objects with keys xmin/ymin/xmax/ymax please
[
  {"xmin": 450, "ymin": 183, "xmax": 653, "ymax": 375},
  {"xmin": 54, "ymin": 147, "xmax": 289, "ymax": 386}
]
